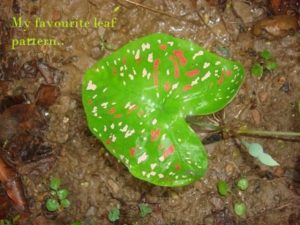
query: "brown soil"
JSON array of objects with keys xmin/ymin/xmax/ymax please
[{"xmin": 1, "ymin": 0, "xmax": 300, "ymax": 225}]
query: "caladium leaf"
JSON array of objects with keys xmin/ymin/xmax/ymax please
[{"xmin": 82, "ymin": 33, "xmax": 245, "ymax": 186}]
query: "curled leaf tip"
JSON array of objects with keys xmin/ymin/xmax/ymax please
[{"xmin": 82, "ymin": 33, "xmax": 245, "ymax": 186}]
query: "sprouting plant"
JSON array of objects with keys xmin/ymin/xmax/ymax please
[
  {"xmin": 0, "ymin": 220, "xmax": 12, "ymax": 225},
  {"xmin": 236, "ymin": 177, "xmax": 249, "ymax": 191},
  {"xmin": 217, "ymin": 177, "xmax": 249, "ymax": 217},
  {"xmin": 70, "ymin": 222, "xmax": 82, "ymax": 225},
  {"xmin": 217, "ymin": 180, "xmax": 230, "ymax": 196},
  {"xmin": 108, "ymin": 207, "xmax": 120, "ymax": 222},
  {"xmin": 45, "ymin": 177, "xmax": 71, "ymax": 212},
  {"xmin": 234, "ymin": 202, "xmax": 246, "ymax": 217},
  {"xmin": 251, "ymin": 49, "xmax": 278, "ymax": 77},
  {"xmin": 138, "ymin": 203, "xmax": 152, "ymax": 218}
]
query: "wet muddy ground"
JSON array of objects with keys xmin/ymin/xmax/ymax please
[{"xmin": 1, "ymin": 0, "xmax": 300, "ymax": 225}]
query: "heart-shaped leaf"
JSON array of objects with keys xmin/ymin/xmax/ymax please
[{"xmin": 82, "ymin": 33, "xmax": 245, "ymax": 186}]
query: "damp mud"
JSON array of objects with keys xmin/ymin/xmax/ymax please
[{"xmin": 0, "ymin": 0, "xmax": 300, "ymax": 225}]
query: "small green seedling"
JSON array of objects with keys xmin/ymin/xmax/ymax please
[
  {"xmin": 138, "ymin": 203, "xmax": 152, "ymax": 218},
  {"xmin": 108, "ymin": 207, "xmax": 120, "ymax": 222},
  {"xmin": 46, "ymin": 177, "xmax": 71, "ymax": 212},
  {"xmin": 242, "ymin": 142, "xmax": 279, "ymax": 167},
  {"xmin": 251, "ymin": 63, "xmax": 263, "ymax": 77},
  {"xmin": 234, "ymin": 202, "xmax": 246, "ymax": 217},
  {"xmin": 217, "ymin": 180, "xmax": 229, "ymax": 196},
  {"xmin": 251, "ymin": 49, "xmax": 278, "ymax": 77},
  {"xmin": 0, "ymin": 220, "xmax": 12, "ymax": 225},
  {"xmin": 70, "ymin": 222, "xmax": 82, "ymax": 225},
  {"xmin": 237, "ymin": 178, "xmax": 249, "ymax": 191}
]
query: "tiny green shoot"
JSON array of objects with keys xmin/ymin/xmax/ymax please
[
  {"xmin": 50, "ymin": 177, "xmax": 61, "ymax": 191},
  {"xmin": 234, "ymin": 202, "xmax": 246, "ymax": 216},
  {"xmin": 108, "ymin": 207, "xmax": 120, "ymax": 222},
  {"xmin": 46, "ymin": 177, "xmax": 71, "ymax": 212},
  {"xmin": 251, "ymin": 49, "xmax": 278, "ymax": 77},
  {"xmin": 70, "ymin": 222, "xmax": 82, "ymax": 225},
  {"xmin": 260, "ymin": 49, "xmax": 272, "ymax": 60},
  {"xmin": 265, "ymin": 62, "xmax": 278, "ymax": 71},
  {"xmin": 251, "ymin": 63, "xmax": 263, "ymax": 77},
  {"xmin": 138, "ymin": 203, "xmax": 152, "ymax": 218},
  {"xmin": 217, "ymin": 180, "xmax": 229, "ymax": 196},
  {"xmin": 57, "ymin": 189, "xmax": 69, "ymax": 200},
  {"xmin": 0, "ymin": 220, "xmax": 12, "ymax": 225},
  {"xmin": 237, "ymin": 178, "xmax": 249, "ymax": 191},
  {"xmin": 46, "ymin": 199, "xmax": 60, "ymax": 212}
]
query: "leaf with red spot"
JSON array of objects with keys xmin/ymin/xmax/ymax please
[{"xmin": 82, "ymin": 33, "xmax": 245, "ymax": 186}]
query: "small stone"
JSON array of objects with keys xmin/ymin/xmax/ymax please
[
  {"xmin": 273, "ymin": 166, "xmax": 285, "ymax": 177},
  {"xmin": 35, "ymin": 84, "xmax": 60, "ymax": 107},
  {"xmin": 232, "ymin": 0, "xmax": 254, "ymax": 25},
  {"xmin": 251, "ymin": 109, "xmax": 261, "ymax": 125},
  {"xmin": 225, "ymin": 164, "xmax": 234, "ymax": 176},
  {"xmin": 86, "ymin": 206, "xmax": 96, "ymax": 217},
  {"xmin": 107, "ymin": 179, "xmax": 120, "ymax": 194}
]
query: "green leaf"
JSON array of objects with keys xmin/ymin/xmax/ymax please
[
  {"xmin": 108, "ymin": 207, "xmax": 120, "ymax": 222},
  {"xmin": 70, "ymin": 222, "xmax": 82, "ymax": 225},
  {"xmin": 57, "ymin": 189, "xmax": 69, "ymax": 200},
  {"xmin": 234, "ymin": 202, "xmax": 246, "ymax": 216},
  {"xmin": 46, "ymin": 199, "xmax": 60, "ymax": 212},
  {"xmin": 236, "ymin": 178, "xmax": 249, "ymax": 191},
  {"xmin": 257, "ymin": 152, "xmax": 279, "ymax": 166},
  {"xmin": 217, "ymin": 180, "xmax": 229, "ymax": 196},
  {"xmin": 247, "ymin": 143, "xmax": 264, "ymax": 157},
  {"xmin": 265, "ymin": 62, "xmax": 278, "ymax": 71},
  {"xmin": 50, "ymin": 177, "xmax": 61, "ymax": 191},
  {"xmin": 260, "ymin": 50, "xmax": 273, "ymax": 60},
  {"xmin": 138, "ymin": 203, "xmax": 152, "ymax": 217},
  {"xmin": 251, "ymin": 63, "xmax": 263, "ymax": 77},
  {"xmin": 0, "ymin": 220, "xmax": 12, "ymax": 225},
  {"xmin": 82, "ymin": 33, "xmax": 245, "ymax": 187},
  {"xmin": 60, "ymin": 199, "xmax": 71, "ymax": 208},
  {"xmin": 243, "ymin": 142, "xmax": 279, "ymax": 167}
]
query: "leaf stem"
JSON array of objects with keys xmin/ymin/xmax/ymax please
[{"xmin": 237, "ymin": 128, "xmax": 300, "ymax": 138}]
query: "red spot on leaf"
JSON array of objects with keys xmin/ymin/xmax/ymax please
[
  {"xmin": 183, "ymin": 84, "xmax": 192, "ymax": 91},
  {"xmin": 106, "ymin": 139, "xmax": 111, "ymax": 145},
  {"xmin": 175, "ymin": 164, "xmax": 181, "ymax": 171},
  {"xmin": 114, "ymin": 114, "xmax": 123, "ymax": 118},
  {"xmin": 173, "ymin": 50, "xmax": 187, "ymax": 65},
  {"xmin": 108, "ymin": 107, "xmax": 116, "ymax": 114},
  {"xmin": 160, "ymin": 44, "xmax": 167, "ymax": 50},
  {"xmin": 137, "ymin": 110, "xmax": 145, "ymax": 117},
  {"xmin": 218, "ymin": 77, "xmax": 224, "ymax": 85},
  {"xmin": 153, "ymin": 59, "xmax": 160, "ymax": 87},
  {"xmin": 223, "ymin": 70, "xmax": 232, "ymax": 77},
  {"xmin": 87, "ymin": 99, "xmax": 93, "ymax": 105},
  {"xmin": 186, "ymin": 69, "xmax": 200, "ymax": 77},
  {"xmin": 151, "ymin": 128, "xmax": 161, "ymax": 141},
  {"xmin": 112, "ymin": 66, "xmax": 117, "ymax": 75},
  {"xmin": 163, "ymin": 145, "xmax": 175, "ymax": 158},
  {"xmin": 169, "ymin": 56, "xmax": 180, "ymax": 79},
  {"xmin": 129, "ymin": 148, "xmax": 136, "ymax": 156},
  {"xmin": 122, "ymin": 57, "xmax": 127, "ymax": 64},
  {"xmin": 164, "ymin": 82, "xmax": 171, "ymax": 92},
  {"xmin": 158, "ymin": 143, "xmax": 163, "ymax": 150}
]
